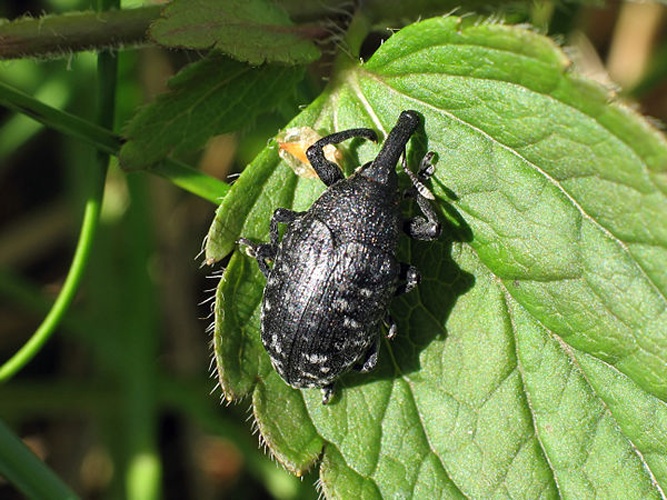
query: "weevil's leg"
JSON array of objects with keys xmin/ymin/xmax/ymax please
[
  {"xmin": 418, "ymin": 151, "xmax": 437, "ymax": 182},
  {"xmin": 321, "ymin": 384, "xmax": 335, "ymax": 404},
  {"xmin": 384, "ymin": 313, "xmax": 398, "ymax": 340},
  {"xmin": 355, "ymin": 337, "xmax": 380, "ymax": 373},
  {"xmin": 237, "ymin": 238, "xmax": 275, "ymax": 277},
  {"xmin": 404, "ymin": 197, "xmax": 441, "ymax": 240},
  {"xmin": 401, "ymin": 150, "xmax": 435, "ymax": 201},
  {"xmin": 306, "ymin": 128, "xmax": 378, "ymax": 186},
  {"xmin": 395, "ymin": 263, "xmax": 421, "ymax": 295},
  {"xmin": 238, "ymin": 208, "xmax": 303, "ymax": 277},
  {"xmin": 403, "ymin": 152, "xmax": 442, "ymax": 241},
  {"xmin": 355, "ymin": 316, "xmax": 398, "ymax": 374},
  {"xmin": 269, "ymin": 207, "xmax": 302, "ymax": 245}
]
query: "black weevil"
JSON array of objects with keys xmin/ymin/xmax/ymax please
[{"xmin": 239, "ymin": 110, "xmax": 441, "ymax": 403}]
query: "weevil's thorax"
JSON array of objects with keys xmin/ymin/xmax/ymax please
[{"xmin": 307, "ymin": 169, "xmax": 401, "ymax": 253}]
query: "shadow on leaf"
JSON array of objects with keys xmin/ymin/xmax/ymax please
[{"xmin": 338, "ymin": 213, "xmax": 475, "ymax": 396}]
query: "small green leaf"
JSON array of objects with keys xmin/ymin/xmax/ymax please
[
  {"xmin": 150, "ymin": 0, "xmax": 320, "ymax": 65},
  {"xmin": 207, "ymin": 16, "xmax": 667, "ymax": 498},
  {"xmin": 120, "ymin": 54, "xmax": 304, "ymax": 170}
]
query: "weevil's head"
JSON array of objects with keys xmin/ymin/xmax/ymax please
[{"xmin": 362, "ymin": 110, "xmax": 421, "ymax": 188}]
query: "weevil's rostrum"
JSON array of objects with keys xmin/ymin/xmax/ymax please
[{"xmin": 239, "ymin": 110, "xmax": 441, "ymax": 403}]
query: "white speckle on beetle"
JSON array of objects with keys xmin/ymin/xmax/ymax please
[
  {"xmin": 269, "ymin": 334, "xmax": 283, "ymax": 354},
  {"xmin": 303, "ymin": 353, "xmax": 329, "ymax": 364},
  {"xmin": 343, "ymin": 316, "xmax": 362, "ymax": 329},
  {"xmin": 272, "ymin": 358, "xmax": 283, "ymax": 368},
  {"xmin": 277, "ymin": 262, "xmax": 289, "ymax": 274},
  {"xmin": 333, "ymin": 297, "xmax": 349, "ymax": 311}
]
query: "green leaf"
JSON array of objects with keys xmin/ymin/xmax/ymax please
[
  {"xmin": 150, "ymin": 0, "xmax": 320, "ymax": 65},
  {"xmin": 120, "ymin": 54, "xmax": 304, "ymax": 170},
  {"xmin": 206, "ymin": 16, "xmax": 667, "ymax": 497}
]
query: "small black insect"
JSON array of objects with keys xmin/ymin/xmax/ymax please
[{"xmin": 239, "ymin": 110, "xmax": 441, "ymax": 403}]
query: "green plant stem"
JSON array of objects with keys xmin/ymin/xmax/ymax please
[
  {"xmin": 0, "ymin": 419, "xmax": 79, "ymax": 500},
  {"xmin": 0, "ymin": 79, "xmax": 119, "ymax": 153},
  {"xmin": 0, "ymin": 5, "xmax": 162, "ymax": 60},
  {"xmin": 335, "ymin": 9, "xmax": 371, "ymax": 68},
  {"xmin": 0, "ymin": 182, "xmax": 104, "ymax": 382},
  {"xmin": 95, "ymin": 3, "xmax": 162, "ymax": 495},
  {"xmin": 118, "ymin": 175, "xmax": 162, "ymax": 500},
  {"xmin": 152, "ymin": 158, "xmax": 228, "ymax": 203},
  {"xmin": 0, "ymin": 80, "xmax": 229, "ymax": 203},
  {"xmin": 0, "ymin": 33, "xmax": 111, "ymax": 381}
]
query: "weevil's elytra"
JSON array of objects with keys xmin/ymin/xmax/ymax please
[{"xmin": 239, "ymin": 110, "xmax": 441, "ymax": 403}]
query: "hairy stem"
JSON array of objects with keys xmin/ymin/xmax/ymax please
[{"xmin": 0, "ymin": 5, "xmax": 162, "ymax": 60}]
